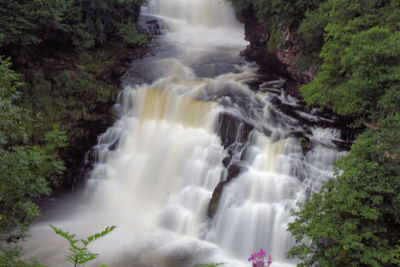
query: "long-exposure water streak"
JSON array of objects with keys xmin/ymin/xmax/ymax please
[{"xmin": 22, "ymin": 0, "xmax": 347, "ymax": 266}]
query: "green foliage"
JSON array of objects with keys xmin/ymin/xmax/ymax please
[
  {"xmin": 0, "ymin": 56, "xmax": 66, "ymax": 243},
  {"xmin": 50, "ymin": 225, "xmax": 116, "ymax": 266},
  {"xmin": 117, "ymin": 22, "xmax": 150, "ymax": 46},
  {"xmin": 79, "ymin": 0, "xmax": 145, "ymax": 45},
  {"xmin": 0, "ymin": 57, "xmax": 29, "ymax": 146},
  {"xmin": 0, "ymin": 146, "xmax": 50, "ymax": 241},
  {"xmin": 0, "ymin": 247, "xmax": 46, "ymax": 267},
  {"xmin": 266, "ymin": 23, "xmax": 280, "ymax": 52},
  {"xmin": 0, "ymin": 0, "xmax": 146, "ymax": 264},
  {"xmin": 228, "ymin": 0, "xmax": 325, "ymax": 56},
  {"xmin": 298, "ymin": 137, "xmax": 311, "ymax": 153},
  {"xmin": 8, "ymin": 39, "xmax": 133, "ymax": 188},
  {"xmin": 0, "ymin": 0, "xmax": 149, "ymax": 192},
  {"xmin": 228, "ymin": 0, "xmax": 322, "ymax": 28},
  {"xmin": 294, "ymin": 1, "xmax": 332, "ymax": 70},
  {"xmin": 392, "ymin": 244, "xmax": 400, "ymax": 265},
  {"xmin": 0, "ymin": 0, "xmax": 147, "ymax": 51},
  {"xmin": 300, "ymin": 0, "xmax": 400, "ymax": 120},
  {"xmin": 288, "ymin": 114, "xmax": 400, "ymax": 266}
]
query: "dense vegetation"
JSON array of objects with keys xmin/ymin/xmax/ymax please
[
  {"xmin": 0, "ymin": 56, "xmax": 66, "ymax": 242},
  {"xmin": 228, "ymin": 0, "xmax": 400, "ymax": 266},
  {"xmin": 288, "ymin": 115, "xmax": 400, "ymax": 266},
  {"xmin": 1, "ymin": 0, "xmax": 399, "ymax": 266},
  {"xmin": 0, "ymin": 0, "xmax": 148, "ymax": 264},
  {"xmin": 0, "ymin": 0, "xmax": 148, "ymax": 50}
]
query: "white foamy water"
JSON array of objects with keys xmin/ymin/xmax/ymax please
[{"xmin": 21, "ymin": 0, "xmax": 347, "ymax": 266}]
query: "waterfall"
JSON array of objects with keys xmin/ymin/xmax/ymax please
[{"xmin": 22, "ymin": 0, "xmax": 348, "ymax": 266}]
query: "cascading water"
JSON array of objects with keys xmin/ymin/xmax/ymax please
[{"xmin": 22, "ymin": 0, "xmax": 349, "ymax": 266}]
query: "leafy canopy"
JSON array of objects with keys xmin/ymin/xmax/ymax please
[
  {"xmin": 288, "ymin": 114, "xmax": 400, "ymax": 266},
  {"xmin": 301, "ymin": 0, "xmax": 400, "ymax": 120},
  {"xmin": 0, "ymin": 0, "xmax": 148, "ymax": 50},
  {"xmin": 0, "ymin": 56, "xmax": 66, "ymax": 242}
]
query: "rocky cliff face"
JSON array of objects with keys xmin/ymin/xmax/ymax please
[
  {"xmin": 240, "ymin": 7, "xmax": 318, "ymax": 97},
  {"xmin": 274, "ymin": 23, "xmax": 319, "ymax": 85}
]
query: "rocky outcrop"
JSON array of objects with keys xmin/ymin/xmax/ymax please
[
  {"xmin": 207, "ymin": 113, "xmax": 253, "ymax": 218},
  {"xmin": 137, "ymin": 15, "xmax": 168, "ymax": 38},
  {"xmin": 275, "ymin": 23, "xmax": 319, "ymax": 85},
  {"xmin": 240, "ymin": 7, "xmax": 317, "ymax": 97},
  {"xmin": 207, "ymin": 163, "xmax": 248, "ymax": 218},
  {"xmin": 240, "ymin": 8, "xmax": 293, "ymax": 85}
]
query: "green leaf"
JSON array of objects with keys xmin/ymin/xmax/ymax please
[{"xmin": 50, "ymin": 225, "xmax": 116, "ymax": 265}]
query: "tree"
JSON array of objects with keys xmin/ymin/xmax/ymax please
[
  {"xmin": 300, "ymin": 0, "xmax": 400, "ymax": 121},
  {"xmin": 0, "ymin": 0, "xmax": 71, "ymax": 47},
  {"xmin": 288, "ymin": 114, "xmax": 400, "ymax": 266},
  {"xmin": 0, "ymin": 0, "xmax": 148, "ymax": 51},
  {"xmin": 0, "ymin": 56, "xmax": 66, "ymax": 243}
]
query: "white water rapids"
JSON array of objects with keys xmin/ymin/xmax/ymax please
[{"xmin": 22, "ymin": 0, "xmax": 348, "ymax": 266}]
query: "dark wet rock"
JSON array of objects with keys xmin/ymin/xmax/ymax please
[
  {"xmin": 267, "ymin": 95, "xmax": 361, "ymax": 151},
  {"xmin": 332, "ymin": 139, "xmax": 352, "ymax": 151},
  {"xmin": 227, "ymin": 164, "xmax": 245, "ymax": 181},
  {"xmin": 239, "ymin": 147, "xmax": 250, "ymax": 161},
  {"xmin": 108, "ymin": 139, "xmax": 119, "ymax": 151},
  {"xmin": 222, "ymin": 156, "xmax": 231, "ymax": 168},
  {"xmin": 245, "ymin": 78, "xmax": 267, "ymax": 92},
  {"xmin": 217, "ymin": 112, "xmax": 254, "ymax": 149},
  {"xmin": 288, "ymin": 131, "xmax": 312, "ymax": 154},
  {"xmin": 137, "ymin": 15, "xmax": 167, "ymax": 38},
  {"xmin": 207, "ymin": 163, "xmax": 246, "ymax": 219},
  {"xmin": 207, "ymin": 182, "xmax": 225, "ymax": 219},
  {"xmin": 270, "ymin": 95, "xmax": 349, "ymax": 128},
  {"xmin": 238, "ymin": 6, "xmax": 323, "ymax": 98},
  {"xmin": 239, "ymin": 7, "xmax": 300, "ymax": 97},
  {"xmin": 275, "ymin": 23, "xmax": 319, "ymax": 87},
  {"xmin": 269, "ymin": 96, "xmax": 313, "ymax": 127}
]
